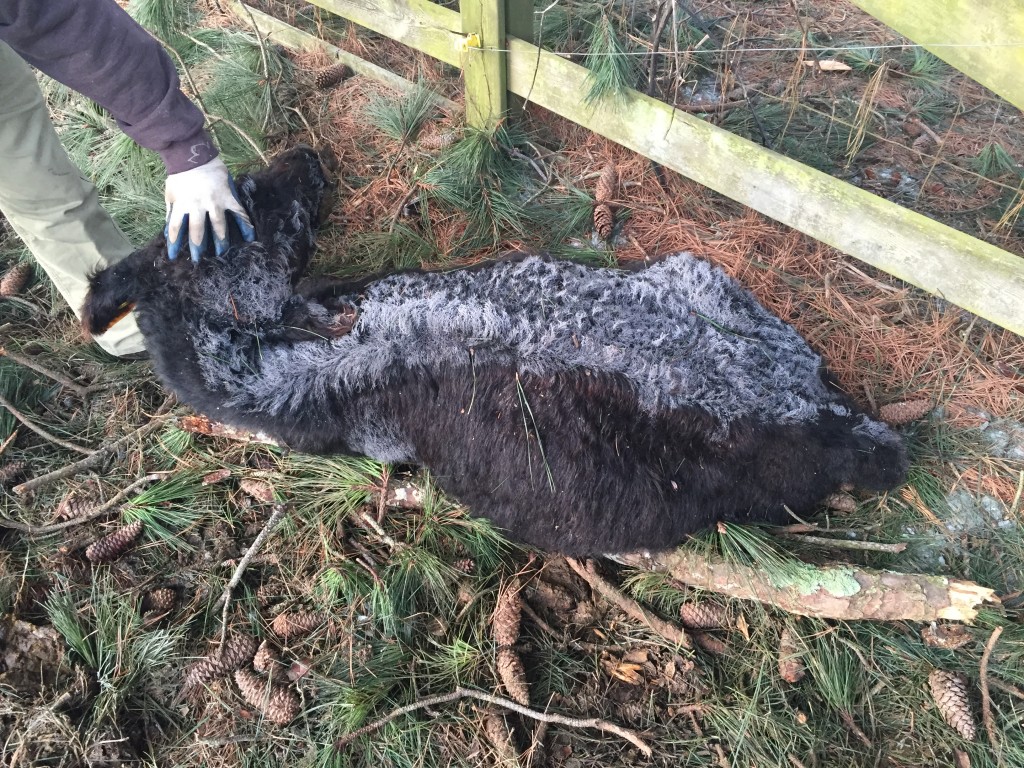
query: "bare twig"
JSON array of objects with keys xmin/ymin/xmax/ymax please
[
  {"xmin": 334, "ymin": 686, "xmax": 652, "ymax": 757},
  {"xmin": 565, "ymin": 557, "xmax": 690, "ymax": 648},
  {"xmin": 0, "ymin": 428, "xmax": 18, "ymax": 458},
  {"xmin": 0, "ymin": 392, "xmax": 94, "ymax": 456},
  {"xmin": 0, "ymin": 473, "xmax": 166, "ymax": 535},
  {"xmin": 676, "ymin": 98, "xmax": 749, "ymax": 113},
  {"xmin": 13, "ymin": 396, "xmax": 175, "ymax": 496},
  {"xmin": 980, "ymin": 626, "xmax": 1004, "ymax": 750},
  {"xmin": 354, "ymin": 508, "xmax": 400, "ymax": 550},
  {"xmin": 217, "ymin": 503, "xmax": 288, "ymax": 645},
  {"xmin": 776, "ymin": 532, "xmax": 907, "ymax": 553},
  {"xmin": 0, "ymin": 346, "xmax": 92, "ymax": 398},
  {"xmin": 988, "ymin": 676, "xmax": 1024, "ymax": 701},
  {"xmin": 839, "ymin": 710, "xmax": 872, "ymax": 748}
]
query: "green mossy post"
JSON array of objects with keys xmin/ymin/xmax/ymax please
[
  {"xmin": 848, "ymin": 0, "xmax": 1024, "ymax": 112},
  {"xmin": 460, "ymin": 0, "xmax": 507, "ymax": 129}
]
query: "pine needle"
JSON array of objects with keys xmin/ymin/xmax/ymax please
[{"xmin": 584, "ymin": 14, "xmax": 639, "ymax": 106}]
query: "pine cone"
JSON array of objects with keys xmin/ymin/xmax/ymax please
[
  {"xmin": 593, "ymin": 203, "xmax": 615, "ymax": 240},
  {"xmin": 252, "ymin": 640, "xmax": 281, "ymax": 674},
  {"xmin": 921, "ymin": 623, "xmax": 973, "ymax": 651},
  {"xmin": 692, "ymin": 632, "xmax": 728, "ymax": 655},
  {"xmin": 256, "ymin": 581, "xmax": 285, "ymax": 608},
  {"xmin": 929, "ymin": 669, "xmax": 976, "ymax": 740},
  {"xmin": 878, "ymin": 399, "xmax": 932, "ymax": 425},
  {"xmin": 313, "ymin": 63, "xmax": 353, "ymax": 90},
  {"xmin": 85, "ymin": 520, "xmax": 144, "ymax": 563},
  {"xmin": 0, "ymin": 459, "xmax": 28, "ymax": 486},
  {"xmin": 142, "ymin": 588, "xmax": 176, "ymax": 616},
  {"xmin": 678, "ymin": 601, "xmax": 728, "ymax": 630},
  {"xmin": 54, "ymin": 489, "xmax": 99, "ymax": 521},
  {"xmin": 492, "ymin": 578, "xmax": 522, "ymax": 648},
  {"xmin": 453, "ymin": 558, "xmax": 476, "ymax": 574},
  {"xmin": 825, "ymin": 492, "xmax": 857, "ymax": 513},
  {"xmin": 482, "ymin": 712, "xmax": 518, "ymax": 765},
  {"xmin": 202, "ymin": 468, "xmax": 232, "ymax": 485},
  {"xmin": 183, "ymin": 634, "xmax": 259, "ymax": 691},
  {"xmin": 235, "ymin": 668, "xmax": 301, "ymax": 725},
  {"xmin": 595, "ymin": 162, "xmax": 618, "ymax": 203},
  {"xmin": 0, "ymin": 262, "xmax": 31, "ymax": 297},
  {"xmin": 418, "ymin": 131, "xmax": 459, "ymax": 151},
  {"xmin": 271, "ymin": 610, "xmax": 326, "ymax": 640},
  {"xmin": 496, "ymin": 647, "xmax": 529, "ymax": 705},
  {"xmin": 777, "ymin": 627, "xmax": 806, "ymax": 683},
  {"xmin": 240, "ymin": 478, "xmax": 275, "ymax": 503}
]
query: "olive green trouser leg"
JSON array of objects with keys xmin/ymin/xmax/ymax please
[{"xmin": 0, "ymin": 42, "xmax": 144, "ymax": 356}]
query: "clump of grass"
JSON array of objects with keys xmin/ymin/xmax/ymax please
[
  {"xmin": 363, "ymin": 83, "xmax": 440, "ymax": 144},
  {"xmin": 972, "ymin": 142, "xmax": 1019, "ymax": 179},
  {"xmin": 584, "ymin": 14, "xmax": 640, "ymax": 106}
]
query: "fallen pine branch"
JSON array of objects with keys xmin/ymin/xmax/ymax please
[
  {"xmin": 775, "ymin": 531, "xmax": 907, "ymax": 553},
  {"xmin": 616, "ymin": 549, "xmax": 997, "ymax": 623},
  {"xmin": 0, "ymin": 346, "xmax": 94, "ymax": 398},
  {"xmin": 0, "ymin": 392, "xmax": 94, "ymax": 456},
  {"xmin": 333, "ymin": 685, "xmax": 652, "ymax": 757},
  {"xmin": 178, "ymin": 414, "xmax": 280, "ymax": 446},
  {"xmin": 13, "ymin": 396, "xmax": 175, "ymax": 496}
]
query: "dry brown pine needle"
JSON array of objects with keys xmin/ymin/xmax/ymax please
[
  {"xmin": 0, "ymin": 460, "xmax": 28, "ymax": 485},
  {"xmin": 313, "ymin": 63, "xmax": 353, "ymax": 90},
  {"xmin": 271, "ymin": 610, "xmax": 327, "ymax": 640},
  {"xmin": 142, "ymin": 588, "xmax": 176, "ymax": 616},
  {"xmin": 492, "ymin": 577, "xmax": 522, "ymax": 647},
  {"xmin": 253, "ymin": 640, "xmax": 281, "ymax": 674},
  {"xmin": 240, "ymin": 477, "xmax": 276, "ymax": 503},
  {"xmin": 0, "ymin": 262, "xmax": 31, "ymax": 297},
  {"xmin": 85, "ymin": 519, "xmax": 144, "ymax": 563},
  {"xmin": 777, "ymin": 627, "xmax": 806, "ymax": 683},
  {"xmin": 878, "ymin": 399, "xmax": 933, "ymax": 425},
  {"xmin": 928, "ymin": 669, "xmax": 977, "ymax": 741},
  {"xmin": 496, "ymin": 646, "xmax": 530, "ymax": 706},
  {"xmin": 234, "ymin": 668, "xmax": 301, "ymax": 725},
  {"xmin": 678, "ymin": 601, "xmax": 729, "ymax": 630},
  {"xmin": 183, "ymin": 634, "xmax": 259, "ymax": 691}
]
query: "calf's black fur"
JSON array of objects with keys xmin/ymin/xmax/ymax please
[{"xmin": 83, "ymin": 147, "xmax": 908, "ymax": 556}]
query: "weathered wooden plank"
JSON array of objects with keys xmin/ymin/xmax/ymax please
[
  {"xmin": 503, "ymin": 0, "xmax": 533, "ymax": 114},
  {"xmin": 229, "ymin": 1, "xmax": 457, "ymax": 111},
  {"xmin": 502, "ymin": 39, "xmax": 1024, "ymax": 333},
  {"xmin": 461, "ymin": 0, "xmax": 507, "ymax": 129},
  {"xmin": 304, "ymin": 0, "xmax": 463, "ymax": 66},
  {"xmin": 848, "ymin": 0, "xmax": 1024, "ymax": 112}
]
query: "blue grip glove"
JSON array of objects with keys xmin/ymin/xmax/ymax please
[{"xmin": 164, "ymin": 156, "xmax": 256, "ymax": 262}]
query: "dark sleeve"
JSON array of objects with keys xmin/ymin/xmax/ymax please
[{"xmin": 0, "ymin": 0, "xmax": 218, "ymax": 174}]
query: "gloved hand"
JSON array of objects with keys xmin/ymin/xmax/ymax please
[{"xmin": 164, "ymin": 156, "xmax": 256, "ymax": 262}]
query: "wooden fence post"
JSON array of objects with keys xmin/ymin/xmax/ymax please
[
  {"xmin": 460, "ymin": 0, "xmax": 507, "ymax": 129},
  {"xmin": 504, "ymin": 0, "xmax": 533, "ymax": 115}
]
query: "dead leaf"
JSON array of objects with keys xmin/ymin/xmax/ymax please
[
  {"xmin": 202, "ymin": 469, "xmax": 232, "ymax": 485},
  {"xmin": 240, "ymin": 477, "xmax": 275, "ymax": 503},
  {"xmin": 802, "ymin": 58, "xmax": 852, "ymax": 72},
  {"xmin": 736, "ymin": 613, "xmax": 750, "ymax": 642}
]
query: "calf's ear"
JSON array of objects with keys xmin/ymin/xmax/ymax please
[{"xmin": 81, "ymin": 251, "xmax": 153, "ymax": 337}]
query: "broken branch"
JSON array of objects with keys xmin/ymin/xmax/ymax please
[
  {"xmin": 0, "ymin": 392, "xmax": 94, "ymax": 456},
  {"xmin": 616, "ymin": 549, "xmax": 997, "ymax": 623}
]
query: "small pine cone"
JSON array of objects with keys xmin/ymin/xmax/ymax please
[
  {"xmin": 482, "ymin": 712, "xmax": 518, "ymax": 765},
  {"xmin": 593, "ymin": 203, "xmax": 615, "ymax": 240},
  {"xmin": 234, "ymin": 668, "xmax": 301, "ymax": 725},
  {"xmin": 496, "ymin": 647, "xmax": 529, "ymax": 705},
  {"xmin": 878, "ymin": 399, "xmax": 932, "ymax": 425},
  {"xmin": 911, "ymin": 133, "xmax": 934, "ymax": 153},
  {"xmin": 595, "ymin": 162, "xmax": 618, "ymax": 203},
  {"xmin": 492, "ymin": 578, "xmax": 522, "ymax": 647},
  {"xmin": 692, "ymin": 632, "xmax": 728, "ymax": 655},
  {"xmin": 453, "ymin": 558, "xmax": 476, "ymax": 574},
  {"xmin": 0, "ymin": 262, "xmax": 31, "ymax": 297},
  {"xmin": 183, "ymin": 634, "xmax": 259, "ymax": 691},
  {"xmin": 85, "ymin": 520, "xmax": 144, "ymax": 563},
  {"xmin": 0, "ymin": 459, "xmax": 28, "ymax": 485},
  {"xmin": 142, "ymin": 588, "xmax": 176, "ymax": 616},
  {"xmin": 825, "ymin": 492, "xmax": 857, "ymax": 513},
  {"xmin": 54, "ymin": 489, "xmax": 98, "ymax": 521},
  {"xmin": 271, "ymin": 610, "xmax": 326, "ymax": 640},
  {"xmin": 256, "ymin": 582, "xmax": 285, "ymax": 608},
  {"xmin": 678, "ymin": 601, "xmax": 728, "ymax": 630},
  {"xmin": 928, "ymin": 669, "xmax": 976, "ymax": 740},
  {"xmin": 252, "ymin": 640, "xmax": 281, "ymax": 674},
  {"xmin": 240, "ymin": 478, "xmax": 276, "ymax": 503},
  {"xmin": 777, "ymin": 627, "xmax": 806, "ymax": 683},
  {"xmin": 418, "ymin": 130, "xmax": 459, "ymax": 151},
  {"xmin": 313, "ymin": 63, "xmax": 353, "ymax": 90},
  {"xmin": 921, "ymin": 623, "xmax": 973, "ymax": 651}
]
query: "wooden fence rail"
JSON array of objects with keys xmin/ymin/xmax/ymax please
[{"xmin": 232, "ymin": 0, "xmax": 1024, "ymax": 335}]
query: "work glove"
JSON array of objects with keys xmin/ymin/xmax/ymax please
[{"xmin": 164, "ymin": 156, "xmax": 256, "ymax": 262}]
